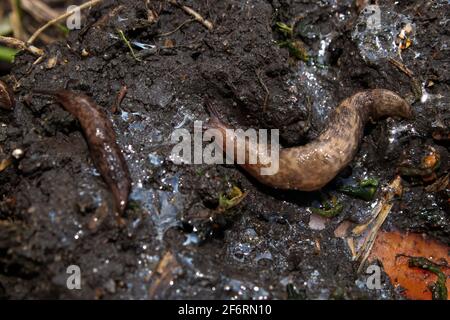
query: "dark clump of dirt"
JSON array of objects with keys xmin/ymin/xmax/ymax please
[{"xmin": 0, "ymin": 0, "xmax": 448, "ymax": 299}]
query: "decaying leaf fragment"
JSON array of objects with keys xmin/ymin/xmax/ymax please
[
  {"xmin": 0, "ymin": 157, "xmax": 12, "ymax": 172},
  {"xmin": 148, "ymin": 251, "xmax": 183, "ymax": 299},
  {"xmin": 369, "ymin": 232, "xmax": 449, "ymax": 300}
]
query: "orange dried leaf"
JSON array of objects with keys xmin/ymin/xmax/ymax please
[{"xmin": 369, "ymin": 231, "xmax": 449, "ymax": 300}]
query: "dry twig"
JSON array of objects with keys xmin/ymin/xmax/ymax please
[
  {"xmin": 256, "ymin": 69, "xmax": 270, "ymax": 112},
  {"xmin": 389, "ymin": 58, "xmax": 414, "ymax": 78},
  {"xmin": 21, "ymin": 0, "xmax": 61, "ymax": 22},
  {"xmin": 169, "ymin": 0, "xmax": 213, "ymax": 31},
  {"xmin": 148, "ymin": 252, "xmax": 182, "ymax": 299},
  {"xmin": 353, "ymin": 176, "xmax": 403, "ymax": 273},
  {"xmin": 0, "ymin": 35, "xmax": 44, "ymax": 56},
  {"xmin": 27, "ymin": 0, "xmax": 103, "ymax": 44},
  {"xmin": 157, "ymin": 18, "xmax": 195, "ymax": 37},
  {"xmin": 111, "ymin": 85, "xmax": 128, "ymax": 114}
]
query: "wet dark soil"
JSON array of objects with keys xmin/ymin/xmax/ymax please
[{"xmin": 0, "ymin": 0, "xmax": 448, "ymax": 299}]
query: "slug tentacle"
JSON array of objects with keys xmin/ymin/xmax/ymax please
[
  {"xmin": 34, "ymin": 89, "xmax": 131, "ymax": 214},
  {"xmin": 206, "ymin": 89, "xmax": 412, "ymax": 191}
]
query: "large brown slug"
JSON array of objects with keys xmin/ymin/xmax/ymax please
[
  {"xmin": 206, "ymin": 89, "xmax": 413, "ymax": 191},
  {"xmin": 35, "ymin": 89, "xmax": 131, "ymax": 214}
]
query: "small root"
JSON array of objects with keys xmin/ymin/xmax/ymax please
[
  {"xmin": 156, "ymin": 18, "xmax": 196, "ymax": 37},
  {"xmin": 169, "ymin": 0, "xmax": 213, "ymax": 31},
  {"xmin": 389, "ymin": 58, "xmax": 414, "ymax": 78}
]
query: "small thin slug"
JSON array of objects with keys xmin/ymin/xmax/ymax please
[
  {"xmin": 34, "ymin": 89, "xmax": 131, "ymax": 214},
  {"xmin": 206, "ymin": 89, "xmax": 413, "ymax": 191}
]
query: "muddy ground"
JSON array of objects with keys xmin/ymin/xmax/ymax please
[{"xmin": 0, "ymin": 0, "xmax": 448, "ymax": 299}]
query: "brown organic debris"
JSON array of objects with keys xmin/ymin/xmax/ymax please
[
  {"xmin": 111, "ymin": 85, "xmax": 128, "ymax": 114},
  {"xmin": 343, "ymin": 176, "xmax": 403, "ymax": 273},
  {"xmin": 28, "ymin": 0, "xmax": 104, "ymax": 44},
  {"xmin": 0, "ymin": 35, "xmax": 44, "ymax": 56},
  {"xmin": 389, "ymin": 58, "xmax": 414, "ymax": 78},
  {"xmin": 0, "ymin": 80, "xmax": 15, "ymax": 110},
  {"xmin": 425, "ymin": 174, "xmax": 449, "ymax": 193},
  {"xmin": 169, "ymin": 0, "xmax": 213, "ymax": 31},
  {"xmin": 148, "ymin": 251, "xmax": 183, "ymax": 299},
  {"xmin": 21, "ymin": 0, "xmax": 61, "ymax": 23},
  {"xmin": 0, "ymin": 158, "xmax": 13, "ymax": 172}
]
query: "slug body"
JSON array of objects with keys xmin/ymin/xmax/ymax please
[
  {"xmin": 36, "ymin": 90, "xmax": 131, "ymax": 214},
  {"xmin": 207, "ymin": 89, "xmax": 412, "ymax": 191}
]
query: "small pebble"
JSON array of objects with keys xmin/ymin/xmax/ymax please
[{"xmin": 12, "ymin": 148, "xmax": 24, "ymax": 159}]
